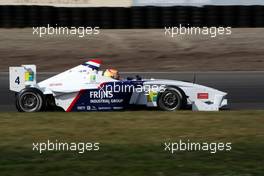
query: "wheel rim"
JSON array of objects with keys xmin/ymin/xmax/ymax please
[
  {"xmin": 161, "ymin": 90, "xmax": 180, "ymax": 110},
  {"xmin": 20, "ymin": 92, "xmax": 40, "ymax": 112}
]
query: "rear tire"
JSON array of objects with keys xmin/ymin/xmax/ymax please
[
  {"xmin": 16, "ymin": 88, "xmax": 44, "ymax": 112},
  {"xmin": 158, "ymin": 87, "xmax": 183, "ymax": 111}
]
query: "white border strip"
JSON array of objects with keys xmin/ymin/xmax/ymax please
[
  {"xmin": 1, "ymin": 71, "xmax": 264, "ymax": 75},
  {"xmin": 0, "ymin": 0, "xmax": 132, "ymax": 7},
  {"xmin": 133, "ymin": 0, "xmax": 264, "ymax": 6}
]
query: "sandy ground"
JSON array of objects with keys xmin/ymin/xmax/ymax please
[{"xmin": 0, "ymin": 28, "xmax": 264, "ymax": 72}]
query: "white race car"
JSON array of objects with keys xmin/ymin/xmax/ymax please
[{"xmin": 9, "ymin": 60, "xmax": 227, "ymax": 112}]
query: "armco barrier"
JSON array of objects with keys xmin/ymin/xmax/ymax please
[{"xmin": 0, "ymin": 5, "xmax": 263, "ymax": 28}]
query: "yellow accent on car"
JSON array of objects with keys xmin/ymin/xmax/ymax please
[
  {"xmin": 147, "ymin": 91, "xmax": 158, "ymax": 102},
  {"xmin": 25, "ymin": 71, "xmax": 33, "ymax": 81}
]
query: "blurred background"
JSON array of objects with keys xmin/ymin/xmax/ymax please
[
  {"xmin": 0, "ymin": 0, "xmax": 264, "ymax": 28},
  {"xmin": 0, "ymin": 3, "xmax": 263, "ymax": 176},
  {"xmin": 0, "ymin": 0, "xmax": 263, "ymax": 72}
]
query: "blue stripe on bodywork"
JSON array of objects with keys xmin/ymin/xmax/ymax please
[{"xmin": 70, "ymin": 80, "xmax": 144, "ymax": 112}]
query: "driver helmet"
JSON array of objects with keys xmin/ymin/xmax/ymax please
[{"xmin": 103, "ymin": 69, "xmax": 120, "ymax": 79}]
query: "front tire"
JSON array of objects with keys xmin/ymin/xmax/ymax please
[
  {"xmin": 16, "ymin": 88, "xmax": 44, "ymax": 112},
  {"xmin": 158, "ymin": 87, "xmax": 183, "ymax": 111}
]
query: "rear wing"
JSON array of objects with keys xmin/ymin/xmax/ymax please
[{"xmin": 9, "ymin": 65, "xmax": 37, "ymax": 92}]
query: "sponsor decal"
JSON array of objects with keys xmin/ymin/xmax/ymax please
[
  {"xmin": 25, "ymin": 70, "xmax": 34, "ymax": 81},
  {"xmin": 70, "ymin": 81, "xmax": 163, "ymax": 112},
  {"xmin": 111, "ymin": 99, "xmax": 123, "ymax": 103},
  {"xmin": 90, "ymin": 99, "xmax": 111, "ymax": 104},
  {"xmin": 89, "ymin": 98, "xmax": 123, "ymax": 104},
  {"xmin": 197, "ymin": 93, "xmax": 209, "ymax": 99},
  {"xmin": 87, "ymin": 106, "xmax": 97, "ymax": 111},
  {"xmin": 147, "ymin": 91, "xmax": 158, "ymax": 102},
  {"xmin": 49, "ymin": 83, "xmax": 63, "ymax": 86},
  {"xmin": 90, "ymin": 90, "xmax": 113, "ymax": 99},
  {"xmin": 98, "ymin": 107, "xmax": 112, "ymax": 110},
  {"xmin": 113, "ymin": 107, "xmax": 124, "ymax": 110},
  {"xmin": 77, "ymin": 106, "xmax": 86, "ymax": 110},
  {"xmin": 90, "ymin": 74, "xmax": 96, "ymax": 82}
]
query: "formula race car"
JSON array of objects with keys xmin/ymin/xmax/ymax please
[{"xmin": 9, "ymin": 60, "xmax": 227, "ymax": 112}]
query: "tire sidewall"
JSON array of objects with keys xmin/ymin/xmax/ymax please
[
  {"xmin": 158, "ymin": 87, "xmax": 183, "ymax": 111},
  {"xmin": 17, "ymin": 88, "xmax": 44, "ymax": 112}
]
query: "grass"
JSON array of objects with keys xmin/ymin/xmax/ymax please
[{"xmin": 0, "ymin": 111, "xmax": 263, "ymax": 176}]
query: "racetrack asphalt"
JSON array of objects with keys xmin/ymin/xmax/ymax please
[{"xmin": 1, "ymin": 72, "xmax": 264, "ymax": 111}]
